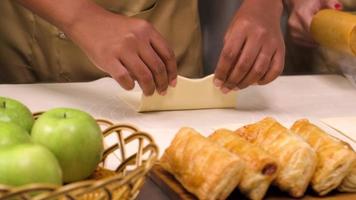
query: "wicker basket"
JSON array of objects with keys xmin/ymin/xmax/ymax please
[{"xmin": 0, "ymin": 112, "xmax": 159, "ymax": 200}]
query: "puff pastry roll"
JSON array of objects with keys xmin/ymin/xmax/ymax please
[
  {"xmin": 235, "ymin": 117, "xmax": 317, "ymax": 198},
  {"xmin": 339, "ymin": 161, "xmax": 356, "ymax": 192},
  {"xmin": 160, "ymin": 127, "xmax": 245, "ymax": 200},
  {"xmin": 209, "ymin": 129, "xmax": 278, "ymax": 200},
  {"xmin": 291, "ymin": 119, "xmax": 356, "ymax": 195}
]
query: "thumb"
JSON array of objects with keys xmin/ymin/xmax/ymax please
[{"xmin": 322, "ymin": 0, "xmax": 343, "ymax": 10}]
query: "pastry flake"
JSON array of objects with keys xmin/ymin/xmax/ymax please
[{"xmin": 339, "ymin": 161, "xmax": 356, "ymax": 192}]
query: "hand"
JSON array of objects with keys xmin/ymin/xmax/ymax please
[
  {"xmin": 286, "ymin": 0, "xmax": 343, "ymax": 47},
  {"xmin": 17, "ymin": 0, "xmax": 177, "ymax": 96},
  {"xmin": 67, "ymin": 7, "xmax": 177, "ymax": 96},
  {"xmin": 214, "ymin": 0, "xmax": 285, "ymax": 92}
]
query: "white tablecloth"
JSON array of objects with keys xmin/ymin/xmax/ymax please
[{"xmin": 1, "ymin": 75, "xmax": 356, "ymax": 152}]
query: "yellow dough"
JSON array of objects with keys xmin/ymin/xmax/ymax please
[
  {"xmin": 311, "ymin": 9, "xmax": 356, "ymax": 55},
  {"xmin": 119, "ymin": 75, "xmax": 237, "ymax": 112},
  {"xmin": 291, "ymin": 119, "xmax": 356, "ymax": 195},
  {"xmin": 235, "ymin": 117, "xmax": 317, "ymax": 198},
  {"xmin": 160, "ymin": 127, "xmax": 245, "ymax": 200},
  {"xmin": 209, "ymin": 129, "xmax": 278, "ymax": 200}
]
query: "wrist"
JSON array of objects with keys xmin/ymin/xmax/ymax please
[
  {"xmin": 16, "ymin": 0, "xmax": 103, "ymax": 36},
  {"xmin": 64, "ymin": 3, "xmax": 129, "ymax": 51},
  {"xmin": 243, "ymin": 0, "xmax": 284, "ymax": 18},
  {"xmin": 64, "ymin": 2, "xmax": 128, "ymax": 43},
  {"xmin": 62, "ymin": 2, "xmax": 107, "ymax": 37}
]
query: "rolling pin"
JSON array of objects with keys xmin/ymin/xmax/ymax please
[{"xmin": 311, "ymin": 9, "xmax": 356, "ymax": 55}]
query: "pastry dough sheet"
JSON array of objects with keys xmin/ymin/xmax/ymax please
[
  {"xmin": 118, "ymin": 75, "xmax": 237, "ymax": 112},
  {"xmin": 311, "ymin": 10, "xmax": 356, "ymax": 55}
]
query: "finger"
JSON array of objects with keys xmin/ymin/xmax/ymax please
[
  {"xmin": 121, "ymin": 55, "xmax": 156, "ymax": 96},
  {"xmin": 236, "ymin": 48, "xmax": 272, "ymax": 89},
  {"xmin": 293, "ymin": 38, "xmax": 319, "ymax": 48},
  {"xmin": 258, "ymin": 49, "xmax": 285, "ymax": 85},
  {"xmin": 290, "ymin": 31, "xmax": 318, "ymax": 47},
  {"xmin": 214, "ymin": 33, "xmax": 246, "ymax": 88},
  {"xmin": 289, "ymin": 22, "xmax": 316, "ymax": 47},
  {"xmin": 222, "ymin": 38, "xmax": 261, "ymax": 92},
  {"xmin": 323, "ymin": 0, "xmax": 343, "ymax": 10},
  {"xmin": 139, "ymin": 44, "xmax": 169, "ymax": 94},
  {"xmin": 109, "ymin": 60, "xmax": 135, "ymax": 90},
  {"xmin": 150, "ymin": 31, "xmax": 177, "ymax": 87},
  {"xmin": 288, "ymin": 15, "xmax": 309, "ymax": 39},
  {"xmin": 289, "ymin": 12, "xmax": 316, "ymax": 44},
  {"xmin": 292, "ymin": 9, "xmax": 315, "ymax": 32}
]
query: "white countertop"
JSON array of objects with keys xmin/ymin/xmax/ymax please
[{"xmin": 1, "ymin": 75, "xmax": 356, "ymax": 152}]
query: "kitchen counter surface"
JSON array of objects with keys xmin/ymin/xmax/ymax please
[{"xmin": 1, "ymin": 75, "xmax": 356, "ymax": 153}]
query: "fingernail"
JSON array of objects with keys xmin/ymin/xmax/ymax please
[
  {"xmin": 233, "ymin": 87, "xmax": 239, "ymax": 91},
  {"xmin": 170, "ymin": 79, "xmax": 177, "ymax": 87},
  {"xmin": 221, "ymin": 87, "xmax": 231, "ymax": 94},
  {"xmin": 159, "ymin": 90, "xmax": 167, "ymax": 96},
  {"xmin": 214, "ymin": 79, "xmax": 223, "ymax": 87},
  {"xmin": 334, "ymin": 3, "xmax": 342, "ymax": 10}
]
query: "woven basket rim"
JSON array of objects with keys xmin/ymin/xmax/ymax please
[{"xmin": 0, "ymin": 112, "xmax": 159, "ymax": 200}]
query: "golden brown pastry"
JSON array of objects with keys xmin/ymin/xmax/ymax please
[
  {"xmin": 339, "ymin": 160, "xmax": 356, "ymax": 192},
  {"xmin": 160, "ymin": 127, "xmax": 245, "ymax": 200},
  {"xmin": 291, "ymin": 119, "xmax": 356, "ymax": 195},
  {"xmin": 235, "ymin": 117, "xmax": 317, "ymax": 198},
  {"xmin": 209, "ymin": 129, "xmax": 278, "ymax": 200}
]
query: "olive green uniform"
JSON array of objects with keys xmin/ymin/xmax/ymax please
[{"xmin": 0, "ymin": 0, "xmax": 203, "ymax": 83}]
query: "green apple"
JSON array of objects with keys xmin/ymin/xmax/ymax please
[
  {"xmin": 31, "ymin": 108, "xmax": 103, "ymax": 183},
  {"xmin": 0, "ymin": 143, "xmax": 62, "ymax": 186},
  {"xmin": 0, "ymin": 96, "xmax": 34, "ymax": 132},
  {"xmin": 0, "ymin": 121, "xmax": 31, "ymax": 148}
]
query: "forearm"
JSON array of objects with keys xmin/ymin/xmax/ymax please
[{"xmin": 16, "ymin": 0, "xmax": 107, "ymax": 34}]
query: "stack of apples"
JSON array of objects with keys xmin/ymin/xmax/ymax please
[{"xmin": 0, "ymin": 96, "xmax": 104, "ymax": 186}]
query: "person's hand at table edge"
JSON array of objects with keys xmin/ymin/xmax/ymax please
[
  {"xmin": 285, "ymin": 0, "xmax": 343, "ymax": 47},
  {"xmin": 16, "ymin": 0, "xmax": 178, "ymax": 96},
  {"xmin": 214, "ymin": 0, "xmax": 285, "ymax": 93}
]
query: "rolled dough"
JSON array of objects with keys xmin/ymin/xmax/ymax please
[
  {"xmin": 311, "ymin": 10, "xmax": 356, "ymax": 55},
  {"xmin": 118, "ymin": 75, "xmax": 237, "ymax": 112}
]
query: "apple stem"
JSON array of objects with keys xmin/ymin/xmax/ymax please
[
  {"xmin": 64, "ymin": 112, "xmax": 67, "ymax": 119},
  {"xmin": 1, "ymin": 101, "xmax": 5, "ymax": 108}
]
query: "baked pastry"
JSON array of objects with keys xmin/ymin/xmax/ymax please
[
  {"xmin": 209, "ymin": 129, "xmax": 278, "ymax": 200},
  {"xmin": 339, "ymin": 161, "xmax": 356, "ymax": 192},
  {"xmin": 291, "ymin": 119, "xmax": 356, "ymax": 195},
  {"xmin": 160, "ymin": 127, "xmax": 245, "ymax": 200},
  {"xmin": 235, "ymin": 117, "xmax": 317, "ymax": 198}
]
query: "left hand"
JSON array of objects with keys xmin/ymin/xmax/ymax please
[
  {"xmin": 285, "ymin": 0, "xmax": 342, "ymax": 47},
  {"xmin": 214, "ymin": 0, "xmax": 285, "ymax": 92}
]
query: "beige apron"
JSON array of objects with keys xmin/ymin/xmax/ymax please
[{"xmin": 0, "ymin": 0, "xmax": 203, "ymax": 83}]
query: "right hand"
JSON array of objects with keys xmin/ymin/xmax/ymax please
[{"xmin": 67, "ymin": 9, "xmax": 177, "ymax": 96}]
